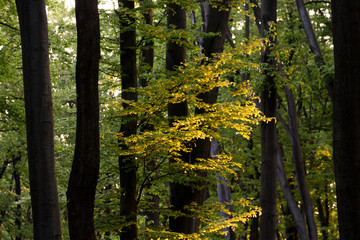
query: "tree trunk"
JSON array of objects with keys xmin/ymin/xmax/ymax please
[
  {"xmin": 139, "ymin": 2, "xmax": 160, "ymax": 228},
  {"xmin": 283, "ymin": 86, "xmax": 318, "ymax": 240},
  {"xmin": 332, "ymin": 0, "xmax": 360, "ymax": 239},
  {"xmin": 119, "ymin": 0, "xmax": 138, "ymax": 238},
  {"xmin": 277, "ymin": 144, "xmax": 309, "ymax": 240},
  {"xmin": 212, "ymin": 138, "xmax": 236, "ymax": 240},
  {"xmin": 166, "ymin": 2, "xmax": 195, "ymax": 234},
  {"xmin": 293, "ymin": 0, "xmax": 322, "ymax": 59},
  {"xmin": 13, "ymin": 156, "xmax": 22, "ymax": 240},
  {"xmin": 259, "ymin": 1, "xmax": 278, "ymax": 240},
  {"xmin": 15, "ymin": 1, "xmax": 62, "ymax": 239},
  {"xmin": 66, "ymin": 0, "xmax": 100, "ymax": 239}
]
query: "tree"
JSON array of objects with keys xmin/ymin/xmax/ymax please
[
  {"xmin": 118, "ymin": 0, "xmax": 138, "ymax": 238},
  {"xmin": 332, "ymin": 0, "xmax": 360, "ymax": 239},
  {"xmin": 166, "ymin": 1, "xmax": 194, "ymax": 234},
  {"xmin": 66, "ymin": 0, "xmax": 100, "ymax": 239},
  {"xmin": 15, "ymin": 0, "xmax": 62, "ymax": 238},
  {"xmin": 259, "ymin": 0, "xmax": 278, "ymax": 239}
]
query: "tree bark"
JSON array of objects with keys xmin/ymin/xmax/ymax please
[
  {"xmin": 15, "ymin": 1, "xmax": 62, "ymax": 239},
  {"xmin": 259, "ymin": 1, "xmax": 278, "ymax": 240},
  {"xmin": 66, "ymin": 0, "xmax": 100, "ymax": 239},
  {"xmin": 119, "ymin": 0, "xmax": 138, "ymax": 238},
  {"xmin": 332, "ymin": 0, "xmax": 360, "ymax": 239}
]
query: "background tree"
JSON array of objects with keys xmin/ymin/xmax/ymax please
[
  {"xmin": 15, "ymin": 0, "xmax": 62, "ymax": 238},
  {"xmin": 66, "ymin": 0, "xmax": 100, "ymax": 239},
  {"xmin": 259, "ymin": 0, "xmax": 278, "ymax": 239},
  {"xmin": 118, "ymin": 0, "xmax": 138, "ymax": 238}
]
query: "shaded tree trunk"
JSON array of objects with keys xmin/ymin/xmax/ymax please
[
  {"xmin": 66, "ymin": 0, "xmax": 100, "ymax": 239},
  {"xmin": 166, "ymin": 2, "xmax": 195, "ymax": 234},
  {"xmin": 15, "ymin": 1, "xmax": 62, "ymax": 238},
  {"xmin": 12, "ymin": 156, "xmax": 22, "ymax": 240},
  {"xmin": 259, "ymin": 1, "xmax": 278, "ymax": 240},
  {"xmin": 119, "ymin": 0, "xmax": 138, "ymax": 238},
  {"xmin": 316, "ymin": 198, "xmax": 329, "ymax": 240},
  {"xmin": 332, "ymin": 0, "xmax": 360, "ymax": 239},
  {"xmin": 277, "ymin": 144, "xmax": 309, "ymax": 240},
  {"xmin": 139, "ymin": 1, "xmax": 160, "ymax": 228},
  {"xmin": 283, "ymin": 86, "xmax": 318, "ymax": 240}
]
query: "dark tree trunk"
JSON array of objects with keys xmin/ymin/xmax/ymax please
[
  {"xmin": 293, "ymin": 0, "xmax": 333, "ymax": 100},
  {"xmin": 316, "ymin": 198, "xmax": 329, "ymax": 240},
  {"xmin": 66, "ymin": 0, "xmax": 100, "ymax": 239},
  {"xmin": 189, "ymin": 0, "xmax": 232, "ymax": 233},
  {"xmin": 13, "ymin": 156, "xmax": 22, "ymax": 240},
  {"xmin": 166, "ymin": 3, "xmax": 195, "ymax": 234},
  {"xmin": 139, "ymin": 1, "xmax": 154, "ymax": 88},
  {"xmin": 15, "ymin": 1, "xmax": 62, "ymax": 239},
  {"xmin": 119, "ymin": 0, "xmax": 138, "ymax": 238},
  {"xmin": 139, "ymin": 2, "xmax": 160, "ymax": 228},
  {"xmin": 277, "ymin": 144, "xmax": 309, "ymax": 240},
  {"xmin": 332, "ymin": 1, "xmax": 360, "ymax": 239},
  {"xmin": 283, "ymin": 86, "xmax": 318, "ymax": 240},
  {"xmin": 294, "ymin": 0, "xmax": 322, "ymax": 59},
  {"xmin": 259, "ymin": 1, "xmax": 277, "ymax": 240}
]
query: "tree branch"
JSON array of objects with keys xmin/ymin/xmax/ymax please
[
  {"xmin": 304, "ymin": 1, "xmax": 331, "ymax": 5},
  {"xmin": 0, "ymin": 21, "xmax": 19, "ymax": 31}
]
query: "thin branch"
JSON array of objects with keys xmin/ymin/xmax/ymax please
[
  {"xmin": 304, "ymin": 1, "xmax": 331, "ymax": 5},
  {"xmin": 0, "ymin": 21, "xmax": 19, "ymax": 31}
]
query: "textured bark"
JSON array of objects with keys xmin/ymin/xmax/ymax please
[
  {"xmin": 15, "ymin": 1, "xmax": 62, "ymax": 239},
  {"xmin": 66, "ymin": 0, "xmax": 100, "ymax": 239},
  {"xmin": 119, "ymin": 0, "xmax": 138, "ymax": 239},
  {"xmin": 332, "ymin": 0, "xmax": 360, "ymax": 239},
  {"xmin": 259, "ymin": 1, "xmax": 277, "ymax": 240},
  {"xmin": 277, "ymin": 145, "xmax": 310, "ymax": 240}
]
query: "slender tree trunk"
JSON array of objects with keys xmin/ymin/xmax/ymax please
[
  {"xmin": 259, "ymin": 1, "xmax": 277, "ymax": 240},
  {"xmin": 283, "ymin": 86, "xmax": 318, "ymax": 240},
  {"xmin": 277, "ymin": 144, "xmax": 310, "ymax": 240},
  {"xmin": 212, "ymin": 138, "xmax": 236, "ymax": 240},
  {"xmin": 293, "ymin": 0, "xmax": 333, "ymax": 100},
  {"xmin": 66, "ymin": 0, "xmax": 100, "ymax": 239},
  {"xmin": 332, "ymin": 0, "xmax": 360, "ymax": 239},
  {"xmin": 139, "ymin": 2, "xmax": 160, "ymax": 228},
  {"xmin": 13, "ymin": 156, "xmax": 22, "ymax": 240},
  {"xmin": 294, "ymin": 0, "xmax": 322, "ymax": 59},
  {"xmin": 316, "ymin": 198, "xmax": 329, "ymax": 240},
  {"xmin": 119, "ymin": 0, "xmax": 138, "ymax": 238},
  {"xmin": 15, "ymin": 1, "xmax": 62, "ymax": 238}
]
